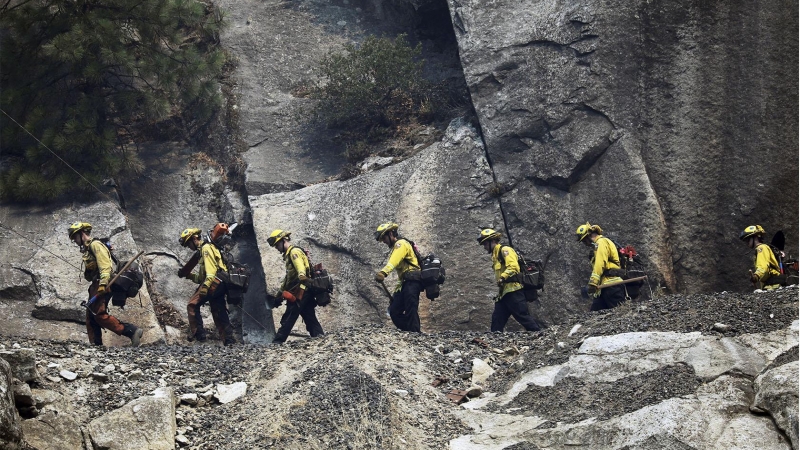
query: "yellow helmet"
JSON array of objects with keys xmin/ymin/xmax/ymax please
[
  {"xmin": 267, "ymin": 229, "xmax": 292, "ymax": 247},
  {"xmin": 576, "ymin": 222, "xmax": 603, "ymax": 242},
  {"xmin": 477, "ymin": 228, "xmax": 502, "ymax": 245},
  {"xmin": 739, "ymin": 225, "xmax": 765, "ymax": 241},
  {"xmin": 374, "ymin": 222, "xmax": 399, "ymax": 241},
  {"xmin": 179, "ymin": 228, "xmax": 202, "ymax": 246},
  {"xmin": 67, "ymin": 222, "xmax": 92, "ymax": 239}
]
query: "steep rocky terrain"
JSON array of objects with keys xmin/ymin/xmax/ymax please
[{"xmin": 2, "ymin": 287, "xmax": 797, "ymax": 449}]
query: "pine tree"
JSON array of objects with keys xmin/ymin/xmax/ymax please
[{"xmin": 0, "ymin": 0, "xmax": 227, "ymax": 202}]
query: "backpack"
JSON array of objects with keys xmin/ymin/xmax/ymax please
[
  {"xmin": 208, "ymin": 223, "xmax": 252, "ymax": 297},
  {"xmin": 499, "ymin": 245, "xmax": 544, "ymax": 302},
  {"xmin": 95, "ymin": 238, "xmax": 144, "ymax": 308},
  {"xmin": 399, "ymin": 238, "xmax": 446, "ymax": 300},
  {"xmin": 610, "ymin": 241, "xmax": 646, "ymax": 299},
  {"xmin": 295, "ymin": 246, "xmax": 335, "ymax": 307}
]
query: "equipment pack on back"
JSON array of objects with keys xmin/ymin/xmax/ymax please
[
  {"xmin": 95, "ymin": 238, "xmax": 144, "ymax": 308},
  {"xmin": 399, "ymin": 237, "xmax": 446, "ymax": 300},
  {"xmin": 293, "ymin": 246, "xmax": 335, "ymax": 307},
  {"xmin": 208, "ymin": 223, "xmax": 252, "ymax": 303},
  {"xmin": 767, "ymin": 230, "xmax": 799, "ymax": 287},
  {"xmin": 499, "ymin": 246, "xmax": 544, "ymax": 302},
  {"xmin": 607, "ymin": 240, "xmax": 647, "ymax": 299}
]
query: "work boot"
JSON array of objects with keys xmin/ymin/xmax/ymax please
[
  {"xmin": 122, "ymin": 324, "xmax": 143, "ymax": 347},
  {"xmin": 187, "ymin": 330, "xmax": 207, "ymax": 342}
]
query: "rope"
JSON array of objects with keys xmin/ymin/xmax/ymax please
[
  {"xmin": 0, "ymin": 108, "xmax": 187, "ymax": 265},
  {"xmin": 0, "ymin": 221, "xmax": 82, "ymax": 270}
]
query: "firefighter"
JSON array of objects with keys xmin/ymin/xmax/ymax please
[
  {"xmin": 68, "ymin": 222, "xmax": 143, "ymax": 346},
  {"xmin": 178, "ymin": 228, "xmax": 236, "ymax": 345},
  {"xmin": 268, "ymin": 229, "xmax": 324, "ymax": 343},
  {"xmin": 374, "ymin": 222, "xmax": 423, "ymax": 333},
  {"xmin": 477, "ymin": 229, "xmax": 541, "ymax": 332},
  {"xmin": 740, "ymin": 225, "xmax": 782, "ymax": 290},
  {"xmin": 576, "ymin": 222, "xmax": 625, "ymax": 311}
]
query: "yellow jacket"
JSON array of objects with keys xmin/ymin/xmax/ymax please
[
  {"xmin": 188, "ymin": 242, "xmax": 227, "ymax": 289},
  {"xmin": 83, "ymin": 239, "xmax": 113, "ymax": 286},
  {"xmin": 589, "ymin": 236, "xmax": 623, "ymax": 288},
  {"xmin": 380, "ymin": 239, "xmax": 420, "ymax": 292},
  {"xmin": 493, "ymin": 244, "xmax": 523, "ymax": 299},
  {"xmin": 281, "ymin": 245, "xmax": 310, "ymax": 291},
  {"xmin": 753, "ymin": 243, "xmax": 781, "ymax": 284}
]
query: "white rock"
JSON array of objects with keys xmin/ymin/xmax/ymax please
[
  {"xmin": 128, "ymin": 369, "xmax": 144, "ymax": 380},
  {"xmin": 103, "ymin": 364, "xmax": 116, "ymax": 373},
  {"xmin": 568, "ymin": 324, "xmax": 582, "ymax": 336},
  {"xmin": 59, "ymin": 370, "xmax": 77, "ymax": 381},
  {"xmin": 180, "ymin": 393, "xmax": 198, "ymax": 406},
  {"xmin": 176, "ymin": 434, "xmax": 190, "ymax": 446},
  {"xmin": 471, "ymin": 359, "xmax": 495, "ymax": 385},
  {"xmin": 214, "ymin": 382, "xmax": 247, "ymax": 404},
  {"xmin": 394, "ymin": 389, "xmax": 409, "ymax": 397}
]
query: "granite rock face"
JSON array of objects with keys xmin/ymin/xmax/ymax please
[
  {"xmin": 251, "ymin": 119, "xmax": 507, "ymax": 332},
  {"xmin": 0, "ymin": 358, "xmax": 22, "ymax": 448},
  {"xmin": 447, "ymin": 0, "xmax": 798, "ymax": 308},
  {"xmin": 88, "ymin": 387, "xmax": 177, "ymax": 450},
  {"xmin": 0, "ymin": 202, "xmax": 164, "ymax": 345}
]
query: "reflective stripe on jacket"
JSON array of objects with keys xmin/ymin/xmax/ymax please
[
  {"xmin": 281, "ymin": 245, "xmax": 310, "ymax": 291},
  {"xmin": 381, "ymin": 239, "xmax": 419, "ymax": 292},
  {"xmin": 83, "ymin": 239, "xmax": 113, "ymax": 285},
  {"xmin": 589, "ymin": 236, "xmax": 623, "ymax": 287},
  {"xmin": 493, "ymin": 244, "xmax": 523, "ymax": 299},
  {"xmin": 189, "ymin": 242, "xmax": 227, "ymax": 289}
]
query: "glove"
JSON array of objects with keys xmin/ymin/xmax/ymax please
[
  {"xmin": 580, "ymin": 286, "xmax": 589, "ymax": 299},
  {"xmin": 497, "ymin": 277, "xmax": 506, "ymax": 287},
  {"xmin": 176, "ymin": 269, "xmax": 183, "ymax": 278},
  {"xmin": 96, "ymin": 284, "xmax": 107, "ymax": 296},
  {"xmin": 750, "ymin": 272, "xmax": 759, "ymax": 284},
  {"xmin": 374, "ymin": 271, "xmax": 386, "ymax": 282},
  {"xmin": 282, "ymin": 290, "xmax": 297, "ymax": 303},
  {"xmin": 587, "ymin": 285, "xmax": 598, "ymax": 295},
  {"xmin": 199, "ymin": 285, "xmax": 209, "ymax": 298},
  {"xmin": 270, "ymin": 294, "xmax": 284, "ymax": 308}
]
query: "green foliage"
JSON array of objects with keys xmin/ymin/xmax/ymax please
[
  {"xmin": 0, "ymin": 0, "xmax": 227, "ymax": 202},
  {"xmin": 313, "ymin": 34, "xmax": 433, "ymax": 139}
]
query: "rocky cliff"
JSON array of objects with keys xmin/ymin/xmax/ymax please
[
  {"xmin": 447, "ymin": 0, "xmax": 798, "ymax": 301},
  {"xmin": 0, "ymin": 0, "xmax": 796, "ymax": 348}
]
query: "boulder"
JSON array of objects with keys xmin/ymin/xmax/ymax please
[
  {"xmin": 471, "ymin": 359, "xmax": 495, "ymax": 385},
  {"xmin": 446, "ymin": 0, "xmax": 798, "ymax": 317},
  {"xmin": 0, "ymin": 265, "xmax": 38, "ymax": 301},
  {"xmin": 454, "ymin": 340, "xmax": 794, "ymax": 450},
  {"xmin": 752, "ymin": 361, "xmax": 799, "ymax": 449},
  {"xmin": 0, "ymin": 358, "xmax": 22, "ymax": 448},
  {"xmin": 21, "ymin": 410, "xmax": 83, "ymax": 450},
  {"xmin": 88, "ymin": 387, "xmax": 176, "ymax": 450},
  {"xmin": 11, "ymin": 380, "xmax": 34, "ymax": 407},
  {"xmin": 0, "ymin": 348, "xmax": 39, "ymax": 382},
  {"xmin": 251, "ymin": 119, "xmax": 504, "ymax": 332},
  {"xmin": 214, "ymin": 382, "xmax": 247, "ymax": 404}
]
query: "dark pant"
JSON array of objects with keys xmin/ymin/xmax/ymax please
[
  {"xmin": 591, "ymin": 284, "xmax": 626, "ymax": 311},
  {"xmin": 491, "ymin": 289, "xmax": 541, "ymax": 332},
  {"xmin": 273, "ymin": 293, "xmax": 324, "ymax": 343},
  {"xmin": 86, "ymin": 281, "xmax": 131, "ymax": 345},
  {"xmin": 389, "ymin": 280, "xmax": 422, "ymax": 332},
  {"xmin": 189, "ymin": 283, "xmax": 236, "ymax": 344}
]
